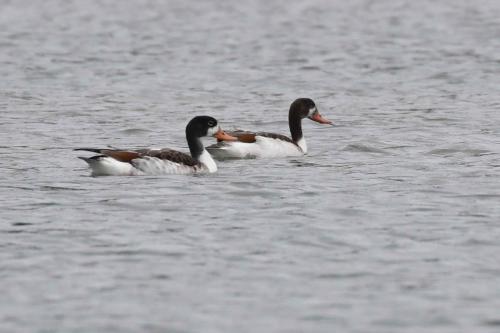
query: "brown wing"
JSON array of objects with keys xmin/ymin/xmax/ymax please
[
  {"xmin": 93, "ymin": 148, "xmax": 198, "ymax": 166},
  {"xmin": 218, "ymin": 130, "xmax": 295, "ymax": 144},
  {"xmin": 220, "ymin": 130, "xmax": 294, "ymax": 144},
  {"xmin": 220, "ymin": 130, "xmax": 257, "ymax": 143},
  {"xmin": 98, "ymin": 150, "xmax": 141, "ymax": 162}
]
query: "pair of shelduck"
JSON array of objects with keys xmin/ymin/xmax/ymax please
[{"xmin": 77, "ymin": 98, "xmax": 332, "ymax": 176}]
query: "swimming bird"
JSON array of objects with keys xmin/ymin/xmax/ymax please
[
  {"xmin": 206, "ymin": 98, "xmax": 332, "ymax": 159},
  {"xmin": 76, "ymin": 116, "xmax": 236, "ymax": 176}
]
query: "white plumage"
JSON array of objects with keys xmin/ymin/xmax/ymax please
[
  {"xmin": 208, "ymin": 136, "xmax": 305, "ymax": 159},
  {"xmin": 76, "ymin": 116, "xmax": 230, "ymax": 176},
  {"xmin": 80, "ymin": 149, "xmax": 216, "ymax": 176}
]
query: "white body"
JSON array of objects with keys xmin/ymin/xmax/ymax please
[
  {"xmin": 81, "ymin": 149, "xmax": 217, "ymax": 176},
  {"xmin": 208, "ymin": 136, "xmax": 306, "ymax": 159}
]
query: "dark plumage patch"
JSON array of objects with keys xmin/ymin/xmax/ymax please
[
  {"xmin": 255, "ymin": 132, "xmax": 296, "ymax": 144},
  {"xmin": 77, "ymin": 155, "xmax": 106, "ymax": 163},
  {"xmin": 220, "ymin": 130, "xmax": 296, "ymax": 145},
  {"xmin": 75, "ymin": 148, "xmax": 199, "ymax": 166},
  {"xmin": 134, "ymin": 149, "xmax": 199, "ymax": 166},
  {"xmin": 221, "ymin": 130, "xmax": 257, "ymax": 143}
]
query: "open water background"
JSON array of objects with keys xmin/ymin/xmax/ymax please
[{"xmin": 1, "ymin": 0, "xmax": 500, "ymax": 332}]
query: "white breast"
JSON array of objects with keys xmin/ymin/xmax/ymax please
[
  {"xmin": 296, "ymin": 137, "xmax": 307, "ymax": 154},
  {"xmin": 198, "ymin": 149, "xmax": 217, "ymax": 172}
]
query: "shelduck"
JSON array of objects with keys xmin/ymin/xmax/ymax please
[
  {"xmin": 207, "ymin": 98, "xmax": 332, "ymax": 159},
  {"xmin": 76, "ymin": 116, "xmax": 236, "ymax": 176}
]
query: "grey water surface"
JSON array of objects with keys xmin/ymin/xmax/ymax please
[{"xmin": 1, "ymin": 0, "xmax": 500, "ymax": 332}]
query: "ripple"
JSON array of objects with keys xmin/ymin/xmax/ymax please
[
  {"xmin": 299, "ymin": 65, "xmax": 321, "ymax": 71},
  {"xmin": 427, "ymin": 148, "xmax": 492, "ymax": 156},
  {"xmin": 316, "ymin": 272, "xmax": 371, "ymax": 279},
  {"xmin": 11, "ymin": 222, "xmax": 34, "ymax": 226},
  {"xmin": 39, "ymin": 185, "xmax": 84, "ymax": 191},
  {"xmin": 226, "ymin": 190, "xmax": 275, "ymax": 197},
  {"xmin": 483, "ymin": 319, "xmax": 500, "ymax": 327},
  {"xmin": 116, "ymin": 128, "xmax": 152, "ymax": 134},
  {"xmin": 289, "ymin": 160, "xmax": 321, "ymax": 167},
  {"xmin": 342, "ymin": 143, "xmax": 389, "ymax": 154}
]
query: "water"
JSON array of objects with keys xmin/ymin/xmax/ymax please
[{"xmin": 1, "ymin": 0, "xmax": 500, "ymax": 332}]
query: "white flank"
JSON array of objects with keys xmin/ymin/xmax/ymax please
[
  {"xmin": 85, "ymin": 157, "xmax": 140, "ymax": 176},
  {"xmin": 198, "ymin": 149, "xmax": 217, "ymax": 172},
  {"xmin": 82, "ymin": 154, "xmax": 216, "ymax": 176},
  {"xmin": 208, "ymin": 136, "xmax": 303, "ymax": 159},
  {"xmin": 132, "ymin": 156, "xmax": 203, "ymax": 175},
  {"xmin": 296, "ymin": 137, "xmax": 307, "ymax": 154}
]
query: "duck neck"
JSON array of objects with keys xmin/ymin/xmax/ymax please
[
  {"xmin": 186, "ymin": 135, "xmax": 217, "ymax": 172},
  {"xmin": 187, "ymin": 135, "xmax": 204, "ymax": 161},
  {"xmin": 289, "ymin": 111, "xmax": 304, "ymax": 144}
]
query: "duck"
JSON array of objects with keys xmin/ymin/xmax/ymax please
[
  {"xmin": 206, "ymin": 98, "xmax": 332, "ymax": 159},
  {"xmin": 76, "ymin": 116, "xmax": 236, "ymax": 176}
]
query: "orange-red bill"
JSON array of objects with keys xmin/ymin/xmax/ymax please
[
  {"xmin": 214, "ymin": 129, "xmax": 238, "ymax": 141},
  {"xmin": 310, "ymin": 112, "xmax": 333, "ymax": 125}
]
